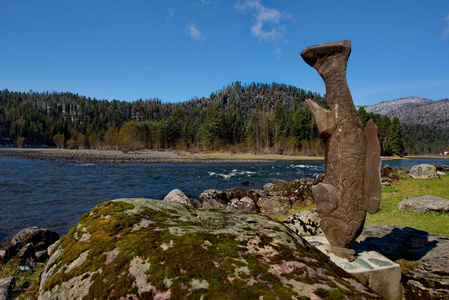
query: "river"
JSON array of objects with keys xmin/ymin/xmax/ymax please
[{"xmin": 1, "ymin": 156, "xmax": 448, "ymax": 244}]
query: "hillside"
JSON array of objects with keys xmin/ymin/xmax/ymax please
[
  {"xmin": 364, "ymin": 97, "xmax": 449, "ymax": 126},
  {"xmin": 0, "ymin": 83, "xmax": 324, "ymax": 154},
  {"xmin": 364, "ymin": 97, "xmax": 449, "ymax": 154},
  {"xmin": 1, "ymin": 82, "xmax": 406, "ymax": 156}
]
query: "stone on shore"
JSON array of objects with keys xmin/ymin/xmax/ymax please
[
  {"xmin": 257, "ymin": 196, "xmax": 292, "ymax": 214},
  {"xmin": 261, "ymin": 176, "xmax": 323, "ymax": 207},
  {"xmin": 409, "ymin": 164, "xmax": 439, "ymax": 179},
  {"xmin": 163, "ymin": 189, "xmax": 201, "ymax": 208},
  {"xmin": 0, "ymin": 277, "xmax": 15, "ymax": 300},
  {"xmin": 226, "ymin": 197, "xmax": 258, "ymax": 213},
  {"xmin": 263, "ymin": 179, "xmax": 288, "ymax": 194},
  {"xmin": 225, "ymin": 187, "xmax": 261, "ymax": 202},
  {"xmin": 1, "ymin": 227, "xmax": 59, "ymax": 265},
  {"xmin": 381, "ymin": 165, "xmax": 401, "ymax": 186},
  {"xmin": 397, "ymin": 195, "xmax": 449, "ymax": 213},
  {"xmin": 11, "ymin": 227, "xmax": 59, "ymax": 252},
  {"xmin": 8, "ymin": 243, "xmax": 35, "ymax": 265},
  {"xmin": 435, "ymin": 165, "xmax": 449, "ymax": 173},
  {"xmin": 282, "ymin": 209, "xmax": 323, "ymax": 236},
  {"xmin": 37, "ymin": 198, "xmax": 379, "ymax": 299},
  {"xmin": 199, "ymin": 189, "xmax": 229, "ymax": 209}
]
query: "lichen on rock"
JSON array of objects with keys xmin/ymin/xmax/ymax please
[{"xmin": 38, "ymin": 198, "xmax": 379, "ymax": 299}]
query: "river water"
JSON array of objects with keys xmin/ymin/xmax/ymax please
[{"xmin": 1, "ymin": 155, "xmax": 448, "ymax": 244}]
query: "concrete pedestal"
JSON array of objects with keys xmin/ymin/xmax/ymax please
[{"xmin": 305, "ymin": 236, "xmax": 403, "ymax": 300}]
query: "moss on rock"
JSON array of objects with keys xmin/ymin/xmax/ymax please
[{"xmin": 38, "ymin": 198, "xmax": 379, "ymax": 299}]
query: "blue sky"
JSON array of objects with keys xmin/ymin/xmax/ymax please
[{"xmin": 1, "ymin": 0, "xmax": 448, "ymax": 106}]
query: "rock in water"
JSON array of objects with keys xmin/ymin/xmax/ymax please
[
  {"xmin": 409, "ymin": 164, "xmax": 439, "ymax": 179},
  {"xmin": 397, "ymin": 195, "xmax": 449, "ymax": 213},
  {"xmin": 38, "ymin": 198, "xmax": 379, "ymax": 299}
]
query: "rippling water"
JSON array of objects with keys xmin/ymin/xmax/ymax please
[{"xmin": 1, "ymin": 155, "xmax": 447, "ymax": 244}]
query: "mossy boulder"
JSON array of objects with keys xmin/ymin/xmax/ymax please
[{"xmin": 38, "ymin": 198, "xmax": 379, "ymax": 299}]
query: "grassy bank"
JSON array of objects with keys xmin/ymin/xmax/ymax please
[
  {"xmin": 366, "ymin": 173, "xmax": 449, "ymax": 236},
  {"xmin": 279, "ymin": 173, "xmax": 449, "ymax": 237},
  {"xmin": 0, "ymin": 263, "xmax": 44, "ymax": 299}
]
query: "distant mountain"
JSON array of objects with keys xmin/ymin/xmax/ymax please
[
  {"xmin": 364, "ymin": 97, "xmax": 449, "ymax": 126},
  {"xmin": 363, "ymin": 97, "xmax": 449, "ymax": 155}
]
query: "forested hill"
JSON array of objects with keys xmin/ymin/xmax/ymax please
[
  {"xmin": 364, "ymin": 97, "xmax": 449, "ymax": 155},
  {"xmin": 0, "ymin": 82, "xmax": 403, "ymax": 156}
]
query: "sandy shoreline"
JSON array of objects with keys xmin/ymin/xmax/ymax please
[{"xmin": 0, "ymin": 148, "xmax": 325, "ymax": 164}]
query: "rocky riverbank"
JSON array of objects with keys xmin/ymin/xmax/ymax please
[
  {"xmin": 2, "ymin": 164, "xmax": 449, "ymax": 298},
  {"xmin": 0, "ymin": 148, "xmax": 324, "ymax": 164}
]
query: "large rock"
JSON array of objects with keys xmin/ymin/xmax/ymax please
[
  {"xmin": 262, "ymin": 176, "xmax": 324, "ymax": 207},
  {"xmin": 381, "ymin": 165, "xmax": 401, "ymax": 186},
  {"xmin": 257, "ymin": 196, "xmax": 292, "ymax": 214},
  {"xmin": 199, "ymin": 189, "xmax": 229, "ymax": 209},
  {"xmin": 225, "ymin": 187, "xmax": 261, "ymax": 202},
  {"xmin": 282, "ymin": 209, "xmax": 323, "ymax": 236},
  {"xmin": 409, "ymin": 164, "xmax": 439, "ymax": 179},
  {"xmin": 38, "ymin": 198, "xmax": 379, "ymax": 299},
  {"xmin": 279, "ymin": 178, "xmax": 320, "ymax": 206},
  {"xmin": 435, "ymin": 164, "xmax": 449, "ymax": 173},
  {"xmin": 262, "ymin": 179, "xmax": 289, "ymax": 195},
  {"xmin": 226, "ymin": 197, "xmax": 258, "ymax": 213},
  {"xmin": 0, "ymin": 277, "xmax": 15, "ymax": 300},
  {"xmin": 8, "ymin": 243, "xmax": 35, "ymax": 265},
  {"xmin": 11, "ymin": 227, "xmax": 59, "ymax": 252},
  {"xmin": 358, "ymin": 226, "xmax": 449, "ymax": 299},
  {"xmin": 397, "ymin": 195, "xmax": 449, "ymax": 213},
  {"xmin": 3, "ymin": 227, "xmax": 59, "ymax": 265},
  {"xmin": 163, "ymin": 189, "xmax": 201, "ymax": 208}
]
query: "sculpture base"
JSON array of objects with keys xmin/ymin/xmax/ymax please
[
  {"xmin": 305, "ymin": 236, "xmax": 403, "ymax": 300},
  {"xmin": 330, "ymin": 245, "xmax": 357, "ymax": 261}
]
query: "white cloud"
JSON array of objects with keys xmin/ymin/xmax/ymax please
[
  {"xmin": 186, "ymin": 23, "xmax": 206, "ymax": 41},
  {"xmin": 235, "ymin": 0, "xmax": 291, "ymax": 42},
  {"xmin": 200, "ymin": 0, "xmax": 218, "ymax": 5},
  {"xmin": 166, "ymin": 8, "xmax": 175, "ymax": 23},
  {"xmin": 443, "ymin": 13, "xmax": 449, "ymax": 40}
]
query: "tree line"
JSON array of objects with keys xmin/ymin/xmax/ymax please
[
  {"xmin": 402, "ymin": 124, "xmax": 449, "ymax": 155},
  {"xmin": 0, "ymin": 82, "xmax": 404, "ymax": 156}
]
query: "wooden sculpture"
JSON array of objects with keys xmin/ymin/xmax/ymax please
[{"xmin": 301, "ymin": 40, "xmax": 381, "ymax": 261}]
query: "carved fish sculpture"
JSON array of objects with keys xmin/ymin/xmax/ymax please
[{"xmin": 301, "ymin": 40, "xmax": 381, "ymax": 260}]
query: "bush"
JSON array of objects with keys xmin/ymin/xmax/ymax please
[
  {"xmin": 15, "ymin": 136, "xmax": 25, "ymax": 148},
  {"xmin": 53, "ymin": 134, "xmax": 65, "ymax": 149}
]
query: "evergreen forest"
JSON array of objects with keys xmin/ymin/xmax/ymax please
[{"xmin": 0, "ymin": 82, "xmax": 406, "ymax": 156}]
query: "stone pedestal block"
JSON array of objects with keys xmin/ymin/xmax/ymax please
[{"xmin": 305, "ymin": 235, "xmax": 403, "ymax": 300}]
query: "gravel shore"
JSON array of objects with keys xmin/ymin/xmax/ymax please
[{"xmin": 0, "ymin": 149, "xmax": 292, "ymax": 164}]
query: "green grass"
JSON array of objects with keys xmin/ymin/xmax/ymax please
[
  {"xmin": 276, "ymin": 173, "xmax": 449, "ymax": 237},
  {"xmin": 365, "ymin": 173, "xmax": 449, "ymax": 236},
  {"xmin": 0, "ymin": 263, "xmax": 45, "ymax": 299}
]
